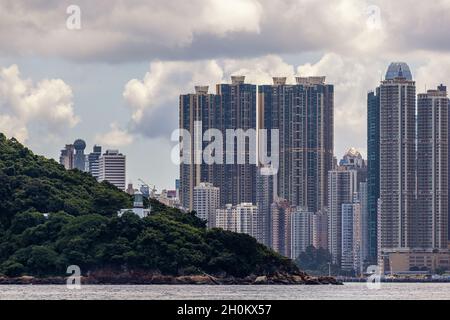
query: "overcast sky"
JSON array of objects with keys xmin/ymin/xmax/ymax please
[{"xmin": 1, "ymin": 0, "xmax": 450, "ymax": 190}]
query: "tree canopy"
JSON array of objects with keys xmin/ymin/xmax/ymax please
[{"xmin": 0, "ymin": 133, "xmax": 297, "ymax": 278}]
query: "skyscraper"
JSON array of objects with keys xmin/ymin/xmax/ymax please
[
  {"xmin": 73, "ymin": 139, "xmax": 87, "ymax": 171},
  {"xmin": 216, "ymin": 76, "xmax": 257, "ymax": 206},
  {"xmin": 378, "ymin": 62, "xmax": 416, "ymax": 268},
  {"xmin": 256, "ymin": 166, "xmax": 274, "ymax": 246},
  {"xmin": 193, "ymin": 182, "xmax": 220, "ymax": 228},
  {"xmin": 312, "ymin": 209, "xmax": 328, "ymax": 250},
  {"xmin": 270, "ymin": 198, "xmax": 293, "ymax": 257},
  {"xmin": 417, "ymin": 85, "xmax": 448, "ymax": 250},
  {"xmin": 88, "ymin": 145, "xmax": 102, "ymax": 180},
  {"xmin": 290, "ymin": 207, "xmax": 314, "ymax": 259},
  {"xmin": 327, "ymin": 167, "xmax": 358, "ymax": 264},
  {"xmin": 59, "ymin": 144, "xmax": 75, "ymax": 170},
  {"xmin": 179, "ymin": 86, "xmax": 218, "ymax": 210},
  {"xmin": 99, "ymin": 149, "xmax": 126, "ymax": 191},
  {"xmin": 341, "ymin": 200, "xmax": 359, "ymax": 272},
  {"xmin": 258, "ymin": 76, "xmax": 334, "ymax": 213},
  {"xmin": 367, "ymin": 88, "xmax": 380, "ymax": 264},
  {"xmin": 358, "ymin": 181, "xmax": 369, "ymax": 269},
  {"xmin": 179, "ymin": 77, "xmax": 257, "ymax": 210}
]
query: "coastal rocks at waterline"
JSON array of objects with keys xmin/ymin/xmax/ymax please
[{"xmin": 0, "ymin": 272, "xmax": 342, "ymax": 285}]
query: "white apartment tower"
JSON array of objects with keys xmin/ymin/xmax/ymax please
[
  {"xmin": 290, "ymin": 207, "xmax": 314, "ymax": 260},
  {"xmin": 99, "ymin": 150, "xmax": 126, "ymax": 191},
  {"xmin": 193, "ymin": 182, "xmax": 220, "ymax": 228},
  {"xmin": 328, "ymin": 167, "xmax": 358, "ymax": 264}
]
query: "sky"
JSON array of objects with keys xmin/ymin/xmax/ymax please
[{"xmin": 1, "ymin": 0, "xmax": 450, "ymax": 190}]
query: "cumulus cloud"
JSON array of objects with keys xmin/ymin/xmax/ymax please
[
  {"xmin": 1, "ymin": 0, "xmax": 450, "ymax": 62},
  {"xmin": 123, "ymin": 60, "xmax": 224, "ymax": 137},
  {"xmin": 0, "ymin": 64, "xmax": 79, "ymax": 142},
  {"xmin": 95, "ymin": 122, "xmax": 134, "ymax": 147}
]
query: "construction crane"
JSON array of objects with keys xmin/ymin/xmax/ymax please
[{"xmin": 138, "ymin": 178, "xmax": 157, "ymax": 199}]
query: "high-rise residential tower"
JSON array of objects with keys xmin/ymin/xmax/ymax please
[
  {"xmin": 88, "ymin": 145, "xmax": 102, "ymax": 180},
  {"xmin": 378, "ymin": 62, "xmax": 416, "ymax": 267},
  {"xmin": 290, "ymin": 207, "xmax": 314, "ymax": 259},
  {"xmin": 367, "ymin": 88, "xmax": 380, "ymax": 264},
  {"xmin": 258, "ymin": 76, "xmax": 334, "ymax": 213},
  {"xmin": 328, "ymin": 167, "xmax": 358, "ymax": 264},
  {"xmin": 193, "ymin": 182, "xmax": 220, "ymax": 228},
  {"xmin": 216, "ymin": 76, "xmax": 257, "ymax": 206},
  {"xmin": 179, "ymin": 77, "xmax": 257, "ymax": 211},
  {"xmin": 270, "ymin": 198, "xmax": 293, "ymax": 257},
  {"xmin": 256, "ymin": 166, "xmax": 274, "ymax": 246},
  {"xmin": 179, "ymin": 86, "xmax": 219, "ymax": 210},
  {"xmin": 417, "ymin": 85, "xmax": 448, "ymax": 250},
  {"xmin": 59, "ymin": 144, "xmax": 75, "ymax": 170},
  {"xmin": 99, "ymin": 149, "xmax": 126, "ymax": 191}
]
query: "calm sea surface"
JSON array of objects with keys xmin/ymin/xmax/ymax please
[{"xmin": 0, "ymin": 283, "xmax": 449, "ymax": 300}]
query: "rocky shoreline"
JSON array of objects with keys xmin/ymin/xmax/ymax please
[{"xmin": 0, "ymin": 272, "xmax": 342, "ymax": 285}]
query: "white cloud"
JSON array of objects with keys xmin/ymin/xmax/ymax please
[
  {"xmin": 0, "ymin": 64, "xmax": 79, "ymax": 142},
  {"xmin": 2, "ymin": 0, "xmax": 450, "ymax": 62},
  {"xmin": 123, "ymin": 60, "xmax": 224, "ymax": 137},
  {"xmin": 95, "ymin": 122, "xmax": 134, "ymax": 147},
  {"xmin": 0, "ymin": 114, "xmax": 28, "ymax": 142}
]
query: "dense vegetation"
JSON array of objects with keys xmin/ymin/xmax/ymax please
[
  {"xmin": 294, "ymin": 246, "xmax": 341, "ymax": 276},
  {"xmin": 0, "ymin": 134, "xmax": 297, "ymax": 278}
]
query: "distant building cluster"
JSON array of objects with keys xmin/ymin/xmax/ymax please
[
  {"xmin": 180, "ymin": 65, "xmax": 450, "ymax": 275},
  {"xmin": 59, "ymin": 140, "xmax": 126, "ymax": 191}
]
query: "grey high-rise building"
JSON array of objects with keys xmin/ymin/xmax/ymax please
[
  {"xmin": 367, "ymin": 87, "xmax": 380, "ymax": 264},
  {"xmin": 290, "ymin": 207, "xmax": 314, "ymax": 259},
  {"xmin": 73, "ymin": 139, "xmax": 87, "ymax": 171},
  {"xmin": 216, "ymin": 76, "xmax": 257, "ymax": 206},
  {"xmin": 327, "ymin": 167, "xmax": 358, "ymax": 265},
  {"xmin": 258, "ymin": 76, "xmax": 334, "ymax": 213},
  {"xmin": 88, "ymin": 145, "xmax": 102, "ymax": 180},
  {"xmin": 417, "ymin": 85, "xmax": 448, "ymax": 250},
  {"xmin": 256, "ymin": 166, "xmax": 274, "ymax": 246},
  {"xmin": 179, "ymin": 85, "xmax": 218, "ymax": 210},
  {"xmin": 179, "ymin": 77, "xmax": 257, "ymax": 211},
  {"xmin": 59, "ymin": 144, "xmax": 75, "ymax": 170},
  {"xmin": 378, "ymin": 62, "xmax": 416, "ymax": 267}
]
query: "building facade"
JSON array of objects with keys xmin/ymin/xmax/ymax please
[
  {"xmin": 328, "ymin": 167, "xmax": 358, "ymax": 264},
  {"xmin": 256, "ymin": 166, "xmax": 274, "ymax": 246},
  {"xmin": 417, "ymin": 85, "xmax": 449, "ymax": 250},
  {"xmin": 367, "ymin": 88, "xmax": 380, "ymax": 264},
  {"xmin": 270, "ymin": 198, "xmax": 293, "ymax": 258},
  {"xmin": 59, "ymin": 144, "xmax": 75, "ymax": 170},
  {"xmin": 88, "ymin": 145, "xmax": 102, "ymax": 180},
  {"xmin": 312, "ymin": 209, "xmax": 328, "ymax": 250},
  {"xmin": 214, "ymin": 203, "xmax": 259, "ymax": 240},
  {"xmin": 258, "ymin": 76, "xmax": 334, "ymax": 213},
  {"xmin": 193, "ymin": 182, "xmax": 220, "ymax": 228},
  {"xmin": 378, "ymin": 62, "xmax": 416, "ymax": 269},
  {"xmin": 73, "ymin": 139, "xmax": 87, "ymax": 171},
  {"xmin": 290, "ymin": 207, "xmax": 314, "ymax": 260},
  {"xmin": 99, "ymin": 149, "xmax": 126, "ymax": 191},
  {"xmin": 179, "ymin": 77, "xmax": 257, "ymax": 211}
]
